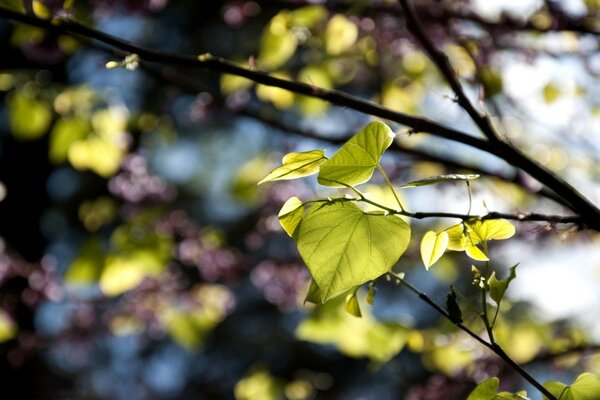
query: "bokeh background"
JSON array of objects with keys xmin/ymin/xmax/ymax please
[{"xmin": 2, "ymin": 0, "xmax": 600, "ymax": 399}]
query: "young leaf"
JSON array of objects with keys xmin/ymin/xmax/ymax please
[
  {"xmin": 295, "ymin": 201, "xmax": 410, "ymax": 302},
  {"xmin": 445, "ymin": 223, "xmax": 469, "ymax": 251},
  {"xmin": 445, "ymin": 287, "xmax": 462, "ymax": 324},
  {"xmin": 466, "ymin": 377, "xmax": 499, "ymax": 400},
  {"xmin": 258, "ymin": 150, "xmax": 327, "ymax": 184},
  {"xmin": 488, "ymin": 264, "xmax": 518, "ymax": 306},
  {"xmin": 466, "ymin": 245, "xmax": 489, "ymax": 261},
  {"xmin": 420, "ymin": 230, "xmax": 449, "ymax": 269},
  {"xmin": 543, "ymin": 373, "xmax": 600, "ymax": 400},
  {"xmin": 278, "ymin": 197, "xmax": 304, "ymax": 236},
  {"xmin": 345, "ymin": 289, "xmax": 362, "ymax": 317},
  {"xmin": 401, "ymin": 174, "xmax": 480, "ymax": 188},
  {"xmin": 318, "ymin": 121, "xmax": 394, "ymax": 187},
  {"xmin": 467, "ymin": 219, "xmax": 516, "ymax": 243}
]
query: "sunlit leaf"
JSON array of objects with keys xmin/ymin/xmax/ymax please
[
  {"xmin": 296, "ymin": 296, "xmax": 408, "ymax": 362},
  {"xmin": 304, "ymin": 279, "xmax": 321, "ymax": 305},
  {"xmin": 467, "ymin": 378, "xmax": 499, "ymax": 400},
  {"xmin": 258, "ymin": 150, "xmax": 327, "ymax": 184},
  {"xmin": 290, "ymin": 5, "xmax": 326, "ymax": 28},
  {"xmin": 32, "ymin": 0, "xmax": 51, "ymax": 18},
  {"xmin": 543, "ymin": 373, "xmax": 600, "ymax": 400},
  {"xmin": 344, "ymin": 288, "xmax": 362, "ymax": 317},
  {"xmin": 401, "ymin": 174, "xmax": 480, "ymax": 188},
  {"xmin": 64, "ymin": 237, "xmax": 105, "ymax": 284},
  {"xmin": 220, "ymin": 73, "xmax": 253, "ymax": 95},
  {"xmin": 256, "ymin": 73, "xmax": 295, "ymax": 109},
  {"xmin": 488, "ymin": 264, "xmax": 518, "ymax": 306},
  {"xmin": 318, "ymin": 121, "xmax": 394, "ymax": 187},
  {"xmin": 235, "ymin": 369, "xmax": 284, "ymax": 400},
  {"xmin": 8, "ymin": 89, "xmax": 52, "ymax": 140},
  {"xmin": 278, "ymin": 197, "xmax": 304, "ymax": 236},
  {"xmin": 324, "ymin": 14, "xmax": 358, "ymax": 56},
  {"xmin": 466, "ymin": 245, "xmax": 489, "ymax": 261},
  {"xmin": 445, "ymin": 223, "xmax": 469, "ymax": 251},
  {"xmin": 297, "ymin": 65, "xmax": 332, "ymax": 115},
  {"xmin": 295, "ymin": 201, "xmax": 410, "ymax": 302},
  {"xmin": 258, "ymin": 12, "xmax": 297, "ymax": 69},
  {"xmin": 420, "ymin": 230, "xmax": 449, "ymax": 269},
  {"xmin": 542, "ymin": 82, "xmax": 561, "ymax": 104},
  {"xmin": 49, "ymin": 117, "xmax": 90, "ymax": 164},
  {"xmin": 467, "ymin": 219, "xmax": 516, "ymax": 243}
]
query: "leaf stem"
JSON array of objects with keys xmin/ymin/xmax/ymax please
[{"xmin": 377, "ymin": 165, "xmax": 405, "ymax": 211}]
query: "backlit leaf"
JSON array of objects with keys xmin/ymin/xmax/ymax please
[
  {"xmin": 304, "ymin": 279, "xmax": 321, "ymax": 305},
  {"xmin": 445, "ymin": 223, "xmax": 469, "ymax": 251},
  {"xmin": 488, "ymin": 264, "xmax": 518, "ymax": 305},
  {"xmin": 345, "ymin": 288, "xmax": 362, "ymax": 317},
  {"xmin": 466, "ymin": 245, "xmax": 489, "ymax": 261},
  {"xmin": 8, "ymin": 89, "xmax": 52, "ymax": 140},
  {"xmin": 420, "ymin": 230, "xmax": 449, "ymax": 269},
  {"xmin": 259, "ymin": 150, "xmax": 326, "ymax": 184},
  {"xmin": 401, "ymin": 174, "xmax": 480, "ymax": 188},
  {"xmin": 324, "ymin": 14, "xmax": 358, "ymax": 56},
  {"xmin": 278, "ymin": 197, "xmax": 304, "ymax": 236},
  {"xmin": 467, "ymin": 219, "xmax": 516, "ymax": 243},
  {"xmin": 318, "ymin": 121, "xmax": 394, "ymax": 187},
  {"xmin": 258, "ymin": 12, "xmax": 297, "ymax": 69},
  {"xmin": 295, "ymin": 201, "xmax": 410, "ymax": 302},
  {"xmin": 467, "ymin": 378, "xmax": 499, "ymax": 400},
  {"xmin": 543, "ymin": 373, "xmax": 600, "ymax": 400},
  {"xmin": 49, "ymin": 117, "xmax": 89, "ymax": 164}
]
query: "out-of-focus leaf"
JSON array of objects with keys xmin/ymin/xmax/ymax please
[
  {"xmin": 296, "ymin": 66, "xmax": 332, "ymax": 115},
  {"xmin": 64, "ymin": 236, "xmax": 105, "ymax": 284},
  {"xmin": 318, "ymin": 121, "xmax": 394, "ymax": 187},
  {"xmin": 8, "ymin": 89, "xmax": 52, "ymax": 140},
  {"xmin": 290, "ymin": 5, "xmax": 326, "ymax": 28},
  {"xmin": 258, "ymin": 12, "xmax": 297, "ymax": 69},
  {"xmin": 543, "ymin": 83, "xmax": 561, "ymax": 104},
  {"xmin": 0, "ymin": 0, "xmax": 24, "ymax": 12},
  {"xmin": 324, "ymin": 14, "xmax": 358, "ymax": 56},
  {"xmin": 49, "ymin": 116, "xmax": 90, "ymax": 164},
  {"xmin": 295, "ymin": 201, "xmax": 410, "ymax": 302},
  {"xmin": 0, "ymin": 310, "xmax": 17, "ymax": 343},
  {"xmin": 235, "ymin": 369, "xmax": 284, "ymax": 400},
  {"xmin": 466, "ymin": 245, "xmax": 489, "ymax": 261}
]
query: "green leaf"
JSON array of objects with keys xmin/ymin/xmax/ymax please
[
  {"xmin": 445, "ymin": 223, "xmax": 469, "ymax": 251},
  {"xmin": 344, "ymin": 288, "xmax": 362, "ymax": 317},
  {"xmin": 467, "ymin": 378, "xmax": 499, "ymax": 400},
  {"xmin": 420, "ymin": 230, "xmax": 449, "ymax": 269},
  {"xmin": 467, "ymin": 219, "xmax": 516, "ymax": 243},
  {"xmin": 324, "ymin": 14, "xmax": 358, "ymax": 56},
  {"xmin": 8, "ymin": 89, "xmax": 52, "ymax": 140},
  {"xmin": 466, "ymin": 377, "xmax": 530, "ymax": 400},
  {"xmin": 295, "ymin": 201, "xmax": 410, "ymax": 302},
  {"xmin": 258, "ymin": 12, "xmax": 297, "ymax": 70},
  {"xmin": 318, "ymin": 121, "xmax": 394, "ymax": 187},
  {"xmin": 304, "ymin": 279, "xmax": 321, "ymax": 305},
  {"xmin": 49, "ymin": 116, "xmax": 90, "ymax": 164},
  {"xmin": 0, "ymin": 0, "xmax": 25, "ymax": 12},
  {"xmin": 466, "ymin": 245, "xmax": 489, "ymax": 261},
  {"xmin": 64, "ymin": 237, "xmax": 105, "ymax": 284},
  {"xmin": 278, "ymin": 197, "xmax": 304, "ymax": 236},
  {"xmin": 401, "ymin": 174, "xmax": 480, "ymax": 188},
  {"xmin": 543, "ymin": 373, "xmax": 600, "ymax": 400},
  {"xmin": 258, "ymin": 150, "xmax": 326, "ymax": 184},
  {"xmin": 488, "ymin": 264, "xmax": 518, "ymax": 306}
]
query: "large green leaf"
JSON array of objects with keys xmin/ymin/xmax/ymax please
[
  {"xmin": 294, "ymin": 201, "xmax": 410, "ymax": 302},
  {"xmin": 543, "ymin": 373, "xmax": 600, "ymax": 400},
  {"xmin": 467, "ymin": 378, "xmax": 530, "ymax": 400},
  {"xmin": 318, "ymin": 121, "xmax": 394, "ymax": 187},
  {"xmin": 401, "ymin": 174, "xmax": 480, "ymax": 188},
  {"xmin": 259, "ymin": 150, "xmax": 326, "ymax": 184},
  {"xmin": 420, "ymin": 230, "xmax": 449, "ymax": 269}
]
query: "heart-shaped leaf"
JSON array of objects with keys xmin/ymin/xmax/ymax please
[
  {"xmin": 543, "ymin": 373, "xmax": 600, "ymax": 400},
  {"xmin": 294, "ymin": 201, "xmax": 410, "ymax": 302},
  {"xmin": 420, "ymin": 230, "xmax": 449, "ymax": 269},
  {"xmin": 318, "ymin": 121, "xmax": 394, "ymax": 187}
]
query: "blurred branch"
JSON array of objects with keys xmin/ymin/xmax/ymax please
[
  {"xmin": 1, "ymin": 7, "xmax": 600, "ymax": 230},
  {"xmin": 523, "ymin": 343, "xmax": 600, "ymax": 366}
]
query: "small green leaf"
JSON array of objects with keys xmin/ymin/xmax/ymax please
[
  {"xmin": 401, "ymin": 174, "xmax": 480, "ymax": 188},
  {"xmin": 445, "ymin": 287, "xmax": 462, "ymax": 324},
  {"xmin": 420, "ymin": 230, "xmax": 449, "ymax": 269},
  {"xmin": 488, "ymin": 264, "xmax": 518, "ymax": 306},
  {"xmin": 467, "ymin": 219, "xmax": 516, "ymax": 243},
  {"xmin": 543, "ymin": 373, "xmax": 600, "ymax": 400},
  {"xmin": 467, "ymin": 377, "xmax": 499, "ymax": 400},
  {"xmin": 324, "ymin": 14, "xmax": 358, "ymax": 56},
  {"xmin": 318, "ymin": 121, "xmax": 394, "ymax": 187},
  {"xmin": 278, "ymin": 197, "xmax": 304, "ymax": 236},
  {"xmin": 345, "ymin": 289, "xmax": 362, "ymax": 317},
  {"xmin": 466, "ymin": 245, "xmax": 489, "ymax": 261},
  {"xmin": 295, "ymin": 201, "xmax": 410, "ymax": 302},
  {"xmin": 258, "ymin": 150, "xmax": 327, "ymax": 184}
]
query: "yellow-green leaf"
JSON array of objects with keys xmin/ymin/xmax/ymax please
[
  {"xmin": 295, "ymin": 201, "xmax": 410, "ymax": 302},
  {"xmin": 324, "ymin": 14, "xmax": 358, "ymax": 56},
  {"xmin": 318, "ymin": 121, "xmax": 394, "ymax": 187},
  {"xmin": 488, "ymin": 264, "xmax": 518, "ymax": 305},
  {"xmin": 8, "ymin": 90, "xmax": 52, "ymax": 140},
  {"xmin": 258, "ymin": 150, "xmax": 326, "ymax": 184},
  {"xmin": 278, "ymin": 197, "xmax": 304, "ymax": 236},
  {"xmin": 344, "ymin": 289, "xmax": 362, "ymax": 317},
  {"xmin": 467, "ymin": 219, "xmax": 516, "ymax": 243},
  {"xmin": 445, "ymin": 223, "xmax": 469, "ymax": 251},
  {"xmin": 401, "ymin": 174, "xmax": 479, "ymax": 188},
  {"xmin": 420, "ymin": 231, "xmax": 449, "ymax": 269},
  {"xmin": 543, "ymin": 373, "xmax": 600, "ymax": 400},
  {"xmin": 258, "ymin": 12, "xmax": 297, "ymax": 70},
  {"xmin": 466, "ymin": 245, "xmax": 489, "ymax": 261}
]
